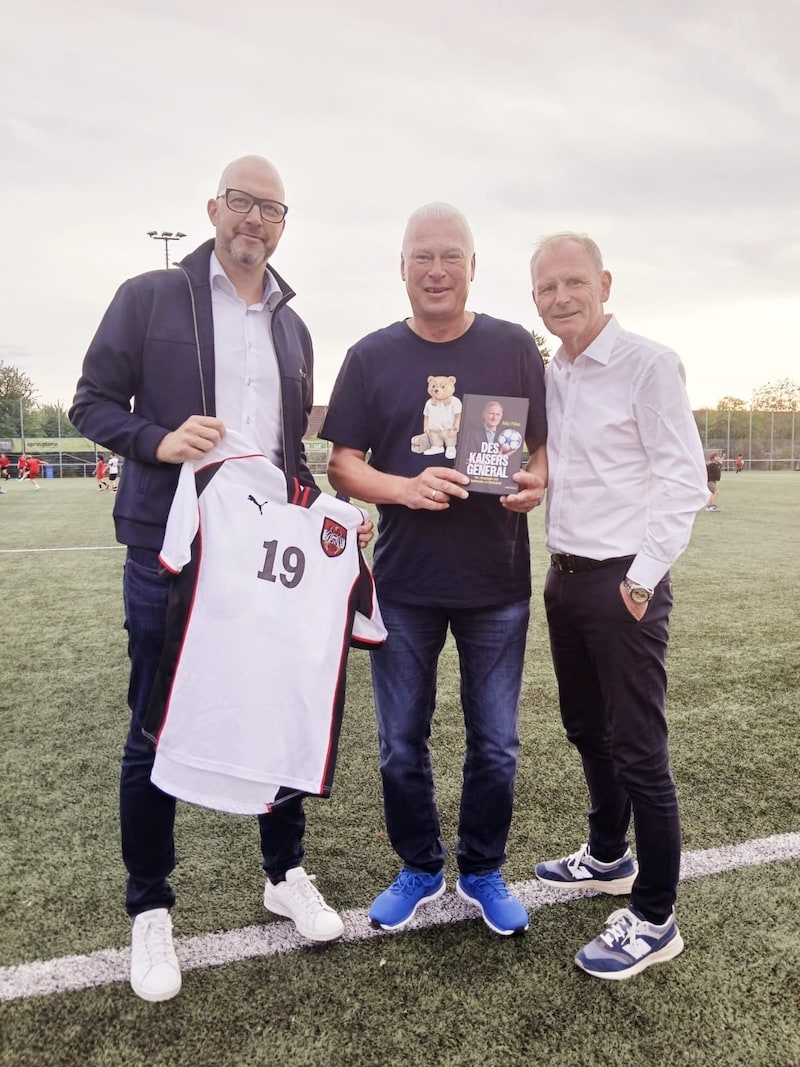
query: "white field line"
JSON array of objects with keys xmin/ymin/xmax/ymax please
[
  {"xmin": 0, "ymin": 546, "xmax": 124, "ymax": 554},
  {"xmin": 2, "ymin": 831, "xmax": 798, "ymax": 1003}
]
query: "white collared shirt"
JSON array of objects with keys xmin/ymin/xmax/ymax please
[
  {"xmin": 545, "ymin": 315, "xmax": 709, "ymax": 589},
  {"xmin": 210, "ymin": 253, "xmax": 282, "ymax": 465}
]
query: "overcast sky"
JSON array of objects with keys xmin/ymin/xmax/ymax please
[{"xmin": 2, "ymin": 0, "xmax": 798, "ymax": 412}]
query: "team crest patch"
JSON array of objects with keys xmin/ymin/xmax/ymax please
[{"xmin": 321, "ymin": 517, "xmax": 347, "ymax": 557}]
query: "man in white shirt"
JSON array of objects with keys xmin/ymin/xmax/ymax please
[
  {"xmin": 72, "ymin": 155, "xmax": 372, "ymax": 1002},
  {"xmin": 530, "ymin": 232, "xmax": 708, "ymax": 980}
]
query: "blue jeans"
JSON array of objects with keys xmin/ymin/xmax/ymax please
[
  {"xmin": 121, "ymin": 547, "xmax": 305, "ymax": 917},
  {"xmin": 544, "ymin": 560, "xmax": 680, "ymax": 923},
  {"xmin": 370, "ymin": 597, "xmax": 530, "ymax": 876}
]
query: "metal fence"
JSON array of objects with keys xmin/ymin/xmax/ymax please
[
  {"xmin": 2, "ymin": 410, "xmax": 797, "ymax": 475},
  {"xmin": 694, "ymin": 409, "xmax": 798, "ymax": 470}
]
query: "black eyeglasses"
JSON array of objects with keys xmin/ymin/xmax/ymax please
[{"xmin": 217, "ymin": 188, "xmax": 289, "ymax": 224}]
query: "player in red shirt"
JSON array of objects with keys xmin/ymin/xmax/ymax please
[
  {"xmin": 25, "ymin": 455, "xmax": 41, "ymax": 490},
  {"xmin": 94, "ymin": 455, "xmax": 109, "ymax": 491}
]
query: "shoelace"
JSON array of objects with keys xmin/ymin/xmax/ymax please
[
  {"xmin": 289, "ymin": 874, "xmax": 329, "ymax": 915},
  {"xmin": 600, "ymin": 909, "xmax": 641, "ymax": 950},
  {"xmin": 140, "ymin": 915, "xmax": 174, "ymax": 964},
  {"xmin": 466, "ymin": 873, "xmax": 509, "ymax": 899},
  {"xmin": 392, "ymin": 871, "xmax": 435, "ymax": 897},
  {"xmin": 565, "ymin": 843, "xmax": 591, "ymax": 876}
]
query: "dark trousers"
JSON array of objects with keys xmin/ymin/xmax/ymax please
[
  {"xmin": 121, "ymin": 547, "xmax": 305, "ymax": 917},
  {"xmin": 544, "ymin": 560, "xmax": 680, "ymax": 923}
]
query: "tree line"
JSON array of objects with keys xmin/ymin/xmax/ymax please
[{"xmin": 1, "ymin": 358, "xmax": 798, "ymax": 444}]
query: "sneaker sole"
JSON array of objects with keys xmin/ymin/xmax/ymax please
[
  {"xmin": 535, "ymin": 870, "xmax": 637, "ymax": 895},
  {"xmin": 263, "ymin": 893, "xmax": 345, "ymax": 943},
  {"xmin": 130, "ymin": 973, "xmax": 182, "ymax": 1002},
  {"xmin": 575, "ymin": 930, "xmax": 685, "ymax": 981},
  {"xmin": 456, "ymin": 882, "xmax": 529, "ymax": 937},
  {"xmin": 369, "ymin": 880, "xmax": 446, "ymax": 931}
]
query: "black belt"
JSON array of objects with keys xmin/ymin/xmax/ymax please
[{"xmin": 550, "ymin": 553, "xmax": 635, "ymax": 574}]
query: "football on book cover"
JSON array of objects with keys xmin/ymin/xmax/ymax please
[{"xmin": 454, "ymin": 394, "xmax": 530, "ymax": 495}]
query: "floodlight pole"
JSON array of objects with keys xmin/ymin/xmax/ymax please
[{"xmin": 146, "ymin": 230, "xmax": 186, "ymax": 269}]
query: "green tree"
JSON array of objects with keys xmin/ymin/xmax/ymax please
[
  {"xmin": 533, "ymin": 332, "xmax": 552, "ymax": 366},
  {"xmin": 750, "ymin": 378, "xmax": 800, "ymax": 411},
  {"xmin": 26, "ymin": 402, "xmax": 81, "ymax": 438},
  {"xmin": 716, "ymin": 396, "xmax": 748, "ymax": 411},
  {"xmin": 0, "ymin": 361, "xmax": 38, "ymax": 437}
]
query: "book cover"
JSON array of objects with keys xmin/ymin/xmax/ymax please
[{"xmin": 453, "ymin": 394, "xmax": 529, "ymax": 495}]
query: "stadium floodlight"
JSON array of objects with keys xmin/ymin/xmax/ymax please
[{"xmin": 147, "ymin": 230, "xmax": 186, "ymax": 269}]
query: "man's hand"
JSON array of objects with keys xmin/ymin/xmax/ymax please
[
  {"xmin": 356, "ymin": 518, "xmax": 374, "ymax": 549},
  {"xmin": 155, "ymin": 416, "xmax": 226, "ymax": 464},
  {"xmin": 619, "ymin": 581, "xmax": 648, "ymax": 621},
  {"xmin": 401, "ymin": 467, "xmax": 470, "ymax": 510},
  {"xmin": 501, "ymin": 469, "xmax": 546, "ymax": 513}
]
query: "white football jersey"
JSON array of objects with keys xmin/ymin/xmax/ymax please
[{"xmin": 145, "ymin": 431, "xmax": 385, "ymax": 815}]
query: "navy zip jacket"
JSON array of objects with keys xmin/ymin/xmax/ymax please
[{"xmin": 70, "ymin": 239, "xmax": 315, "ymax": 550}]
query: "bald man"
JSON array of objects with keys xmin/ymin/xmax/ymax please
[{"xmin": 71, "ymin": 156, "xmax": 366, "ymax": 1001}]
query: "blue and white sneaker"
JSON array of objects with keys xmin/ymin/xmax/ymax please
[
  {"xmin": 536, "ymin": 843, "xmax": 637, "ymax": 895},
  {"xmin": 456, "ymin": 871, "xmax": 529, "ymax": 936},
  {"xmin": 369, "ymin": 868, "xmax": 445, "ymax": 930},
  {"xmin": 575, "ymin": 907, "xmax": 685, "ymax": 980}
]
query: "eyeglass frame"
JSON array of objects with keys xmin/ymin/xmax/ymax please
[{"xmin": 216, "ymin": 188, "xmax": 289, "ymax": 224}]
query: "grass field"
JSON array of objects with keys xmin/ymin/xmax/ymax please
[{"xmin": 1, "ymin": 472, "xmax": 799, "ymax": 1067}]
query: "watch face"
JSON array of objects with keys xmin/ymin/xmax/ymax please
[{"xmin": 630, "ymin": 586, "xmax": 650, "ymax": 603}]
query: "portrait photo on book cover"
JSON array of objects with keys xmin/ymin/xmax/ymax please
[{"xmin": 454, "ymin": 394, "xmax": 530, "ymax": 495}]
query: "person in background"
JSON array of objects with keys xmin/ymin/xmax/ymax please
[
  {"xmin": 321, "ymin": 202, "xmax": 547, "ymax": 938},
  {"xmin": 0, "ymin": 453, "xmax": 9, "ymax": 493},
  {"xmin": 94, "ymin": 454, "xmax": 109, "ymax": 491},
  {"xmin": 24, "ymin": 455, "xmax": 41, "ymax": 490},
  {"xmin": 530, "ymin": 231, "xmax": 708, "ymax": 980},
  {"xmin": 705, "ymin": 451, "xmax": 723, "ymax": 510},
  {"xmin": 735, "ymin": 453, "xmax": 744, "ymax": 474},
  {"xmin": 70, "ymin": 154, "xmax": 372, "ymax": 1003},
  {"xmin": 17, "ymin": 454, "xmax": 27, "ymax": 480},
  {"xmin": 108, "ymin": 451, "xmax": 121, "ymax": 492}
]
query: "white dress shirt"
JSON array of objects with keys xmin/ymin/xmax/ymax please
[
  {"xmin": 545, "ymin": 315, "xmax": 709, "ymax": 589},
  {"xmin": 210, "ymin": 253, "xmax": 283, "ymax": 465}
]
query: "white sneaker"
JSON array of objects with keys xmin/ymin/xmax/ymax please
[
  {"xmin": 263, "ymin": 867, "xmax": 344, "ymax": 942},
  {"xmin": 130, "ymin": 908, "xmax": 182, "ymax": 1002}
]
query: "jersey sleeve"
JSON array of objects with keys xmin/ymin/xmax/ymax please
[
  {"xmin": 350, "ymin": 552, "xmax": 387, "ymax": 648},
  {"xmin": 158, "ymin": 459, "xmax": 201, "ymax": 574}
]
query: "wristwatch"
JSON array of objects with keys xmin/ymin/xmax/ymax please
[{"xmin": 623, "ymin": 578, "xmax": 654, "ymax": 604}]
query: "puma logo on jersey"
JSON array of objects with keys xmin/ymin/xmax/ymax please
[{"xmin": 248, "ymin": 495, "xmax": 269, "ymax": 514}]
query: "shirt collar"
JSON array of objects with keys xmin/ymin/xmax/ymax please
[
  {"xmin": 209, "ymin": 251, "xmax": 282, "ymax": 310},
  {"xmin": 553, "ymin": 314, "xmax": 620, "ymax": 369}
]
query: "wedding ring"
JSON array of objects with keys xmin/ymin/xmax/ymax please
[{"xmin": 430, "ymin": 488, "xmax": 437, "ymax": 500}]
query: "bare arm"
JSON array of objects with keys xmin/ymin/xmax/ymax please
[{"xmin": 326, "ymin": 444, "xmax": 469, "ymax": 511}]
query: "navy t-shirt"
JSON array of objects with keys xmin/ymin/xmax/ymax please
[{"xmin": 320, "ymin": 314, "xmax": 547, "ymax": 609}]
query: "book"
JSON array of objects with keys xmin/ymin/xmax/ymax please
[{"xmin": 453, "ymin": 394, "xmax": 529, "ymax": 495}]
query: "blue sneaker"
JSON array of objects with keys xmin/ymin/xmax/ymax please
[
  {"xmin": 456, "ymin": 871, "xmax": 529, "ymax": 936},
  {"xmin": 369, "ymin": 868, "xmax": 445, "ymax": 930},
  {"xmin": 575, "ymin": 907, "xmax": 685, "ymax": 980},
  {"xmin": 536, "ymin": 843, "xmax": 637, "ymax": 895}
]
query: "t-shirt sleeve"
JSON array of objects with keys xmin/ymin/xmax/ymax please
[{"xmin": 320, "ymin": 349, "xmax": 371, "ymax": 452}]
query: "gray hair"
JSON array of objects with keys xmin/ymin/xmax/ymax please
[
  {"xmin": 530, "ymin": 232, "xmax": 604, "ymax": 276},
  {"xmin": 402, "ymin": 202, "xmax": 475, "ymax": 259}
]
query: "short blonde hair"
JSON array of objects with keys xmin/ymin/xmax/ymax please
[{"xmin": 530, "ymin": 232, "xmax": 604, "ymax": 276}]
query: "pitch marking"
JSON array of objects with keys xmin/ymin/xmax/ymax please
[{"xmin": 1, "ymin": 831, "xmax": 798, "ymax": 1002}]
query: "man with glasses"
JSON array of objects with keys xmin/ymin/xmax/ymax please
[{"xmin": 71, "ymin": 155, "xmax": 368, "ymax": 1002}]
